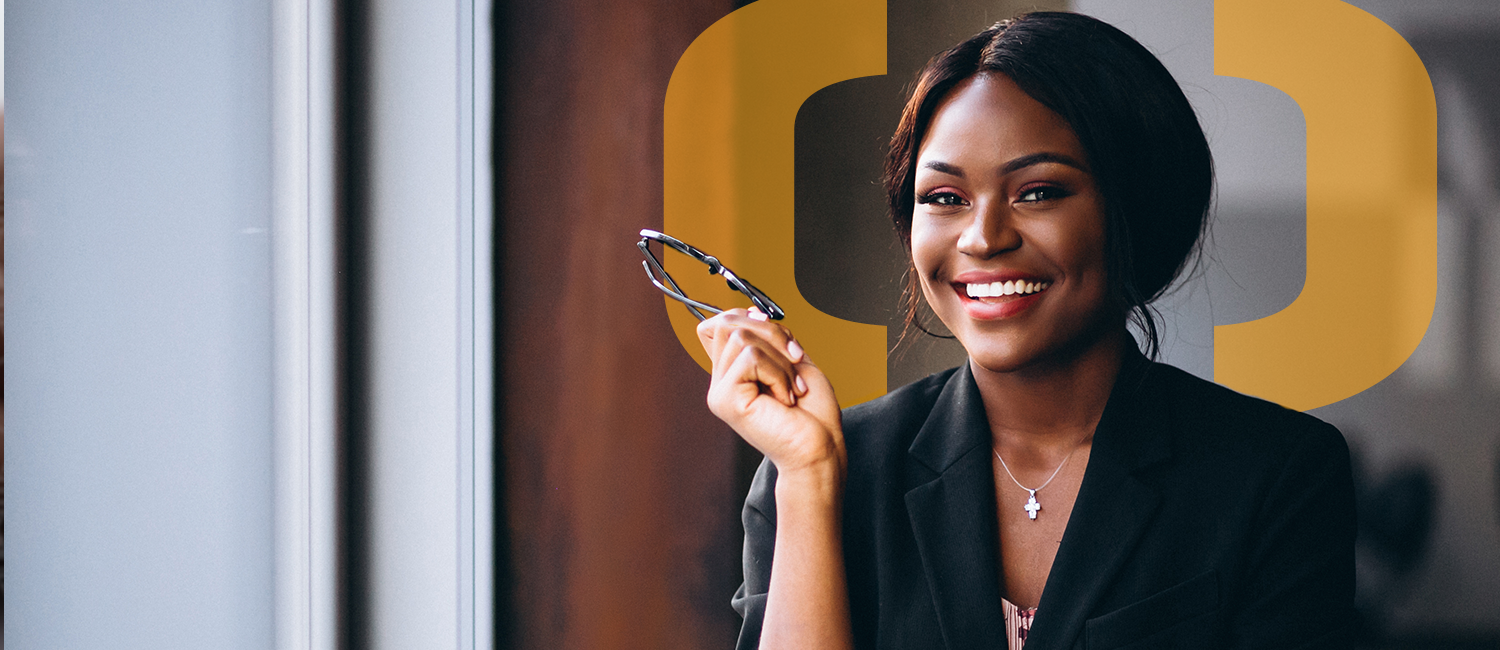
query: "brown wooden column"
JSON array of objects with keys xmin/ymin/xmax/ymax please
[{"xmin": 495, "ymin": 1, "xmax": 744, "ymax": 648}]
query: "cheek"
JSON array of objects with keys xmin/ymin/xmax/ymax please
[
  {"xmin": 1040, "ymin": 211, "xmax": 1108, "ymax": 276},
  {"xmin": 1065, "ymin": 230, "xmax": 1108, "ymax": 277},
  {"xmin": 908, "ymin": 215, "xmax": 944, "ymax": 278},
  {"xmin": 1078, "ymin": 223, "xmax": 1110, "ymax": 276},
  {"xmin": 1051, "ymin": 220, "xmax": 1112, "ymax": 310},
  {"xmin": 907, "ymin": 218, "xmax": 946, "ymax": 308}
]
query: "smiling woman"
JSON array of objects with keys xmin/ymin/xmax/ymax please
[
  {"xmin": 698, "ymin": 11, "xmax": 1356, "ymax": 650},
  {"xmin": 910, "ymin": 73, "xmax": 1112, "ymax": 378}
]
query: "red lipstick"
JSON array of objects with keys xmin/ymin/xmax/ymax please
[{"xmin": 951, "ymin": 271, "xmax": 1051, "ymax": 320}]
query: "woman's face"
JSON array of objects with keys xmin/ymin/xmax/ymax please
[{"xmin": 911, "ymin": 73, "xmax": 1116, "ymax": 375}]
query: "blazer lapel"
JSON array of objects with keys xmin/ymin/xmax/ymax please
[
  {"xmin": 1024, "ymin": 352, "xmax": 1173, "ymax": 650},
  {"xmin": 904, "ymin": 362, "xmax": 1010, "ymax": 650}
]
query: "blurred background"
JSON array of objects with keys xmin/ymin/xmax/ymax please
[{"xmin": 7, "ymin": 0, "xmax": 1498, "ymax": 648}]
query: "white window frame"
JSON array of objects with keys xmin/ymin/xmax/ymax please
[{"xmin": 271, "ymin": 0, "xmax": 493, "ymax": 647}]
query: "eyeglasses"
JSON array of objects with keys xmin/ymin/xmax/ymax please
[{"xmin": 637, "ymin": 229, "xmax": 784, "ymax": 321}]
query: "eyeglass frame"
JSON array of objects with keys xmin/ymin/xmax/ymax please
[{"xmin": 637, "ymin": 229, "xmax": 785, "ymax": 322}]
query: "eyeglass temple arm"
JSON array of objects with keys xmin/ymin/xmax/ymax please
[
  {"xmin": 638, "ymin": 242, "xmax": 720, "ymax": 321},
  {"xmin": 641, "ymin": 262, "xmax": 726, "ymax": 321}
]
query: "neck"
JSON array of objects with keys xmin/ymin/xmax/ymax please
[{"xmin": 972, "ymin": 327, "xmax": 1130, "ymax": 458}]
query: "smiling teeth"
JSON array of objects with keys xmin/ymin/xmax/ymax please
[{"xmin": 965, "ymin": 280, "xmax": 1050, "ymax": 298}]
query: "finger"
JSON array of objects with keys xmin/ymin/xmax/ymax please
[
  {"xmin": 783, "ymin": 359, "xmax": 844, "ymax": 444},
  {"xmin": 726, "ymin": 309, "xmax": 803, "ymax": 364},
  {"xmin": 754, "ymin": 349, "xmax": 798, "ymax": 407},
  {"xmin": 696, "ymin": 312, "xmax": 731, "ymax": 360},
  {"xmin": 731, "ymin": 330, "xmax": 800, "ymax": 407},
  {"xmin": 698, "ymin": 309, "xmax": 804, "ymax": 366},
  {"xmin": 786, "ymin": 338, "xmax": 805, "ymax": 365},
  {"xmin": 697, "ymin": 310, "xmax": 756, "ymax": 361},
  {"xmin": 717, "ymin": 339, "xmax": 799, "ymax": 409}
]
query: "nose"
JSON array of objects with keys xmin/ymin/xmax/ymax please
[{"xmin": 956, "ymin": 199, "xmax": 1021, "ymax": 259}]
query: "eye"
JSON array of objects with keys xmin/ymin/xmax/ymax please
[
  {"xmin": 916, "ymin": 191, "xmax": 967, "ymax": 207},
  {"xmin": 1017, "ymin": 185, "xmax": 1070, "ymax": 203}
]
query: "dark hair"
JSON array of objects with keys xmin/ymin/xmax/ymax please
[{"xmin": 884, "ymin": 11, "xmax": 1213, "ymax": 359}]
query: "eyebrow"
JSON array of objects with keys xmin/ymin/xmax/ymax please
[
  {"xmin": 921, "ymin": 160, "xmax": 967, "ymax": 178},
  {"xmin": 920, "ymin": 152, "xmax": 1089, "ymax": 178}
]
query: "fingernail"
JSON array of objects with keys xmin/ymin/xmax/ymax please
[
  {"xmin": 795, "ymin": 374, "xmax": 808, "ymax": 395},
  {"xmin": 747, "ymin": 307, "xmax": 768, "ymax": 322},
  {"xmin": 787, "ymin": 339, "xmax": 804, "ymax": 362}
]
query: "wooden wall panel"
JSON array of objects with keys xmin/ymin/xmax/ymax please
[{"xmin": 495, "ymin": 1, "xmax": 743, "ymax": 648}]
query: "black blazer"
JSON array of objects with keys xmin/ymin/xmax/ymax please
[{"xmin": 732, "ymin": 350, "xmax": 1355, "ymax": 649}]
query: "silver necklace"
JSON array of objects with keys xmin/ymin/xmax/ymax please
[{"xmin": 993, "ymin": 448, "xmax": 1075, "ymax": 521}]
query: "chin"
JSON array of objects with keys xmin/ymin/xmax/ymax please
[
  {"xmin": 958, "ymin": 319, "xmax": 1128, "ymax": 377},
  {"xmin": 965, "ymin": 343, "xmax": 1060, "ymax": 376}
]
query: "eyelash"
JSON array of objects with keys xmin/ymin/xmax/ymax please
[
  {"xmin": 1018, "ymin": 185, "xmax": 1069, "ymax": 202},
  {"xmin": 916, "ymin": 191, "xmax": 966, "ymax": 206},
  {"xmin": 916, "ymin": 185, "xmax": 1071, "ymax": 207}
]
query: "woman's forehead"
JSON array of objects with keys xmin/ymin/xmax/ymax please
[{"xmin": 916, "ymin": 74, "xmax": 1084, "ymax": 171}]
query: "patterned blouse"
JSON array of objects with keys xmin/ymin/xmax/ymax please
[{"xmin": 1001, "ymin": 598, "xmax": 1036, "ymax": 649}]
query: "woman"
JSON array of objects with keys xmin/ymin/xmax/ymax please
[{"xmin": 696, "ymin": 12, "xmax": 1355, "ymax": 650}]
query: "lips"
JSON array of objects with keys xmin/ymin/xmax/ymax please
[{"xmin": 950, "ymin": 273, "xmax": 1051, "ymax": 320}]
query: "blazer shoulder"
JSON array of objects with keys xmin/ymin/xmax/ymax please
[
  {"xmin": 840, "ymin": 366, "xmax": 959, "ymax": 456},
  {"xmin": 1147, "ymin": 361, "xmax": 1347, "ymax": 458},
  {"xmin": 842, "ymin": 367, "xmax": 956, "ymax": 429}
]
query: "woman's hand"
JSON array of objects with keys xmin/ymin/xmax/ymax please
[
  {"xmin": 697, "ymin": 308, "xmax": 845, "ymax": 479},
  {"xmin": 701, "ymin": 308, "xmax": 855, "ymax": 650}
]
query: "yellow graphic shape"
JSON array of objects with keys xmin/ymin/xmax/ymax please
[
  {"xmin": 663, "ymin": 0, "xmax": 887, "ymax": 407},
  {"xmin": 1214, "ymin": 0, "xmax": 1436, "ymax": 411}
]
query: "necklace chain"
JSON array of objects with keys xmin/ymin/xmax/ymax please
[
  {"xmin": 994, "ymin": 439, "xmax": 1086, "ymax": 521},
  {"xmin": 993, "ymin": 447, "xmax": 1074, "ymax": 493}
]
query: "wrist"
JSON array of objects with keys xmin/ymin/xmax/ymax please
[{"xmin": 774, "ymin": 457, "xmax": 845, "ymax": 510}]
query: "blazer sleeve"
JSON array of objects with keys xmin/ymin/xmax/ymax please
[
  {"xmin": 732, "ymin": 457, "xmax": 778, "ymax": 650},
  {"xmin": 1228, "ymin": 419, "xmax": 1357, "ymax": 649}
]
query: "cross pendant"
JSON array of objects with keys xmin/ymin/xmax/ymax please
[{"xmin": 1024, "ymin": 490, "xmax": 1041, "ymax": 520}]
